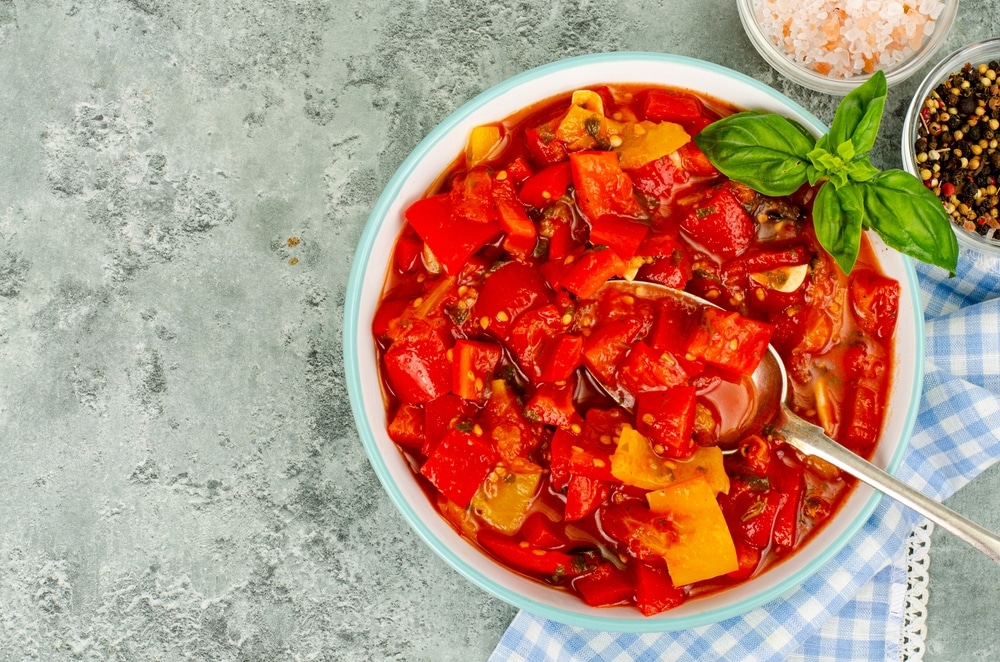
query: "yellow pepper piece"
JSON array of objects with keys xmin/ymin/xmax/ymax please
[
  {"xmin": 555, "ymin": 90, "xmax": 617, "ymax": 151},
  {"xmin": 610, "ymin": 425, "xmax": 729, "ymax": 494},
  {"xmin": 470, "ymin": 466, "xmax": 542, "ymax": 535},
  {"xmin": 614, "ymin": 120, "xmax": 691, "ymax": 170},
  {"xmin": 646, "ymin": 475, "xmax": 739, "ymax": 586},
  {"xmin": 466, "ymin": 124, "xmax": 504, "ymax": 167}
]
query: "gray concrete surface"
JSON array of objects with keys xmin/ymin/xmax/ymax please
[{"xmin": 0, "ymin": 1, "xmax": 997, "ymax": 660}]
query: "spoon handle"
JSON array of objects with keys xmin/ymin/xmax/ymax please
[{"xmin": 781, "ymin": 406, "xmax": 1000, "ymax": 564}]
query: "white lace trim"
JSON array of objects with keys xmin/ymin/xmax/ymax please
[{"xmin": 901, "ymin": 520, "xmax": 934, "ymax": 662}]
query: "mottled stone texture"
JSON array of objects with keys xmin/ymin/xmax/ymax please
[{"xmin": 0, "ymin": 1, "xmax": 998, "ymax": 660}]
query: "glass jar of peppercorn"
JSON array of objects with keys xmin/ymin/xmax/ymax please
[{"xmin": 903, "ymin": 38, "xmax": 1000, "ymax": 256}]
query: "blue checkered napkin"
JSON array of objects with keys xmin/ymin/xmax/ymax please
[{"xmin": 490, "ymin": 251, "xmax": 1000, "ymax": 662}]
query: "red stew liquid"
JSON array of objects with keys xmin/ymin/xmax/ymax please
[{"xmin": 372, "ymin": 84, "xmax": 899, "ymax": 615}]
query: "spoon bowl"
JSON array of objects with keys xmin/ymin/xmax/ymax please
[{"xmin": 596, "ymin": 279, "xmax": 1000, "ymax": 563}]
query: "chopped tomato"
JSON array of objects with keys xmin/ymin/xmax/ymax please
[
  {"xmin": 549, "ymin": 424, "xmax": 617, "ymax": 487},
  {"xmin": 508, "ymin": 304, "xmax": 568, "ymax": 379},
  {"xmin": 841, "ymin": 383, "xmax": 883, "ymax": 452},
  {"xmin": 719, "ymin": 477, "xmax": 781, "ymax": 550},
  {"xmin": 581, "ymin": 314, "xmax": 647, "ymax": 390},
  {"xmin": 483, "ymin": 379, "xmax": 540, "ymax": 462},
  {"xmin": 676, "ymin": 141, "xmax": 720, "ymax": 177},
  {"xmin": 451, "ymin": 339, "xmax": 503, "ymax": 402},
  {"xmin": 686, "ymin": 307, "xmax": 773, "ymax": 377},
  {"xmin": 848, "ymin": 269, "xmax": 900, "ymax": 341},
  {"xmin": 619, "ymin": 342, "xmax": 691, "ymax": 394}
]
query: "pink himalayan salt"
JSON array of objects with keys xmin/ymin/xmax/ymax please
[{"xmin": 753, "ymin": 0, "xmax": 945, "ymax": 78}]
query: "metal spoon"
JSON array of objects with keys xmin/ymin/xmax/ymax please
[{"xmin": 598, "ymin": 280, "xmax": 1000, "ymax": 563}]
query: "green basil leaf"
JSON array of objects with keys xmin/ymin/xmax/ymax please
[
  {"xmin": 813, "ymin": 181, "xmax": 864, "ymax": 275},
  {"xmin": 694, "ymin": 111, "xmax": 815, "ymax": 196},
  {"xmin": 828, "ymin": 70, "xmax": 887, "ymax": 155},
  {"xmin": 859, "ymin": 169, "xmax": 959, "ymax": 275},
  {"xmin": 847, "ymin": 158, "xmax": 879, "ymax": 183}
]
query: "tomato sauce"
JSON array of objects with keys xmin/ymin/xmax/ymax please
[{"xmin": 372, "ymin": 84, "xmax": 899, "ymax": 614}]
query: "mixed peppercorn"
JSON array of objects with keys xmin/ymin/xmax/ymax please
[{"xmin": 915, "ymin": 61, "xmax": 1000, "ymax": 239}]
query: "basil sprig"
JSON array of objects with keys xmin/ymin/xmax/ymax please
[{"xmin": 694, "ymin": 71, "xmax": 958, "ymax": 276}]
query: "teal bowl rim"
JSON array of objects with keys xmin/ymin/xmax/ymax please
[{"xmin": 343, "ymin": 50, "xmax": 924, "ymax": 632}]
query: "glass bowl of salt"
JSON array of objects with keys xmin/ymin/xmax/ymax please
[{"xmin": 737, "ymin": 0, "xmax": 958, "ymax": 95}]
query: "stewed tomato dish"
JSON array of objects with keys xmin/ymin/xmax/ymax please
[{"xmin": 371, "ymin": 84, "xmax": 899, "ymax": 615}]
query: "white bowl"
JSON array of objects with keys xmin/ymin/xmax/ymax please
[
  {"xmin": 738, "ymin": 0, "xmax": 958, "ymax": 95},
  {"xmin": 344, "ymin": 52, "xmax": 924, "ymax": 632}
]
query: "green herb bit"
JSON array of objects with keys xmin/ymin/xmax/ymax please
[{"xmin": 694, "ymin": 71, "xmax": 958, "ymax": 276}]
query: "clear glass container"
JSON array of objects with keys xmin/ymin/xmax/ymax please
[
  {"xmin": 738, "ymin": 0, "xmax": 959, "ymax": 96},
  {"xmin": 902, "ymin": 38, "xmax": 1000, "ymax": 257}
]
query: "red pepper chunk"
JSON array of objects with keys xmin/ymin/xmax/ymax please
[
  {"xmin": 451, "ymin": 339, "xmax": 502, "ymax": 402},
  {"xmin": 474, "ymin": 260, "xmax": 552, "ymax": 341},
  {"xmin": 519, "ymin": 161, "xmax": 573, "ymax": 209},
  {"xmin": 524, "ymin": 121, "xmax": 568, "ymax": 166},
  {"xmin": 634, "ymin": 562, "xmax": 686, "ymax": 616},
  {"xmin": 524, "ymin": 380, "xmax": 579, "ymax": 430},
  {"xmin": 634, "ymin": 386, "xmax": 697, "ymax": 460},
  {"xmin": 719, "ymin": 478, "xmax": 782, "ymax": 550},
  {"xmin": 382, "ymin": 319, "xmax": 452, "ymax": 404},
  {"xmin": 538, "ymin": 333, "xmax": 583, "ymax": 383},
  {"xmin": 520, "ymin": 512, "xmax": 565, "ymax": 549},
  {"xmin": 450, "ymin": 167, "xmax": 498, "ymax": 224},
  {"xmin": 642, "ymin": 89, "xmax": 704, "ymax": 124},
  {"xmin": 561, "ymin": 247, "xmax": 626, "ymax": 299},
  {"xmin": 589, "ymin": 214, "xmax": 650, "ymax": 261},
  {"xmin": 387, "ymin": 403, "xmax": 425, "ymax": 449},
  {"xmin": 680, "ymin": 187, "xmax": 754, "ymax": 260},
  {"xmin": 564, "ymin": 475, "xmax": 610, "ymax": 521},
  {"xmin": 619, "ymin": 342, "xmax": 691, "ymax": 395},
  {"xmin": 491, "ymin": 176, "xmax": 538, "ymax": 258},
  {"xmin": 628, "ymin": 155, "xmax": 691, "ymax": 215},
  {"xmin": 405, "ymin": 193, "xmax": 502, "ymax": 274},
  {"xmin": 581, "ymin": 314, "xmax": 647, "ymax": 392},
  {"xmin": 549, "ymin": 426, "xmax": 616, "ymax": 489},
  {"xmin": 686, "ymin": 307, "xmax": 773, "ymax": 377},
  {"xmin": 420, "ymin": 429, "xmax": 498, "ymax": 508},
  {"xmin": 477, "ymin": 529, "xmax": 592, "ymax": 580},
  {"xmin": 570, "ymin": 150, "xmax": 644, "ymax": 222},
  {"xmin": 572, "ymin": 563, "xmax": 633, "ymax": 607},
  {"xmin": 768, "ymin": 456, "xmax": 804, "ymax": 549}
]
